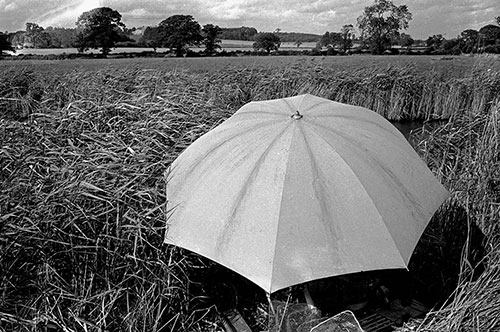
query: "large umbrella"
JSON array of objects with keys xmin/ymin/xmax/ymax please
[{"xmin": 164, "ymin": 94, "xmax": 449, "ymax": 294}]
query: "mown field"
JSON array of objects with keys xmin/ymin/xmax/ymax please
[{"xmin": 1, "ymin": 55, "xmax": 499, "ymax": 331}]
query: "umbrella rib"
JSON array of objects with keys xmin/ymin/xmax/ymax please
[
  {"xmin": 311, "ymin": 128, "xmax": 410, "ymax": 267},
  {"xmin": 248, "ymin": 100, "xmax": 294, "ymax": 115},
  {"xmin": 302, "ymin": 121, "xmax": 424, "ymax": 264},
  {"xmin": 310, "ymin": 113, "xmax": 402, "ymax": 140},
  {"xmin": 295, "ymin": 94, "xmax": 307, "ymax": 113},
  {"xmin": 306, "ymin": 120, "xmax": 426, "ymax": 220},
  {"xmin": 214, "ymin": 120, "xmax": 294, "ymax": 253},
  {"xmin": 296, "ymin": 122, "xmax": 342, "ymax": 240},
  {"xmin": 176, "ymin": 118, "xmax": 285, "ymax": 186},
  {"xmin": 297, "ymin": 99, "xmax": 331, "ymax": 115},
  {"xmin": 233, "ymin": 110, "xmax": 289, "ymax": 117},
  {"xmin": 283, "ymin": 97, "xmax": 299, "ymax": 114}
]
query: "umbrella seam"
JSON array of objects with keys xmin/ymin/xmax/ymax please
[
  {"xmin": 303, "ymin": 118, "xmax": 428, "ymax": 227},
  {"xmin": 244, "ymin": 101, "xmax": 291, "ymax": 114},
  {"xmin": 268, "ymin": 120, "xmax": 304, "ymax": 293},
  {"xmin": 296, "ymin": 94, "xmax": 307, "ymax": 113},
  {"xmin": 298, "ymin": 120, "xmax": 343, "ymax": 250},
  {"xmin": 301, "ymin": 120, "xmax": 409, "ymax": 268},
  {"xmin": 214, "ymin": 119, "xmax": 295, "ymax": 267},
  {"xmin": 297, "ymin": 99, "xmax": 332, "ymax": 115},
  {"xmin": 175, "ymin": 118, "xmax": 286, "ymax": 191},
  {"xmin": 309, "ymin": 113, "xmax": 404, "ymax": 141},
  {"xmin": 232, "ymin": 111, "xmax": 287, "ymax": 117},
  {"xmin": 282, "ymin": 97, "xmax": 298, "ymax": 115}
]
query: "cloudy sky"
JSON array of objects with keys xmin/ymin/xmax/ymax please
[{"xmin": 1, "ymin": 0, "xmax": 498, "ymax": 39}]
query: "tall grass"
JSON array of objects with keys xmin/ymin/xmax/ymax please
[
  {"xmin": 402, "ymin": 98, "xmax": 500, "ymax": 332},
  {"xmin": 1, "ymin": 59, "xmax": 499, "ymax": 331}
]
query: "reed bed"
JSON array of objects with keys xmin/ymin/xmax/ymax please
[
  {"xmin": 1, "ymin": 60, "xmax": 499, "ymax": 331},
  {"xmin": 401, "ymin": 98, "xmax": 500, "ymax": 332}
]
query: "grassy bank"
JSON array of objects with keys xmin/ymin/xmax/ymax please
[{"xmin": 1, "ymin": 59, "xmax": 499, "ymax": 331}]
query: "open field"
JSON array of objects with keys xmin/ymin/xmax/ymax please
[
  {"xmin": 1, "ymin": 56, "xmax": 499, "ymax": 331},
  {"xmin": 1, "ymin": 54, "xmax": 499, "ymax": 77}
]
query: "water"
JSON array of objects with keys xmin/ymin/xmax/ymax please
[{"xmin": 392, "ymin": 121, "xmax": 445, "ymax": 141}]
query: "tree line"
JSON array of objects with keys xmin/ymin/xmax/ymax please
[
  {"xmin": 1, "ymin": 0, "xmax": 499, "ymax": 58},
  {"xmin": 318, "ymin": 0, "xmax": 500, "ymax": 55}
]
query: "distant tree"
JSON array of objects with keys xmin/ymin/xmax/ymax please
[
  {"xmin": 295, "ymin": 40, "xmax": 303, "ymax": 47},
  {"xmin": 123, "ymin": 27, "xmax": 137, "ymax": 35},
  {"xmin": 459, "ymin": 29, "xmax": 479, "ymax": 53},
  {"xmin": 442, "ymin": 38, "xmax": 461, "ymax": 54},
  {"xmin": 9, "ymin": 31, "xmax": 25, "ymax": 49},
  {"xmin": 25, "ymin": 22, "xmax": 52, "ymax": 48},
  {"xmin": 202, "ymin": 24, "xmax": 222, "ymax": 55},
  {"xmin": 0, "ymin": 32, "xmax": 15, "ymax": 58},
  {"xmin": 426, "ymin": 34, "xmax": 445, "ymax": 52},
  {"xmin": 319, "ymin": 31, "xmax": 341, "ymax": 49},
  {"xmin": 278, "ymin": 32, "xmax": 320, "ymax": 43},
  {"xmin": 157, "ymin": 15, "xmax": 203, "ymax": 57},
  {"xmin": 74, "ymin": 32, "xmax": 88, "ymax": 53},
  {"xmin": 397, "ymin": 32, "xmax": 414, "ymax": 51},
  {"xmin": 357, "ymin": 0, "xmax": 412, "ymax": 54},
  {"xmin": 141, "ymin": 26, "xmax": 161, "ymax": 52},
  {"xmin": 340, "ymin": 24, "xmax": 355, "ymax": 53},
  {"xmin": 253, "ymin": 33, "xmax": 281, "ymax": 54},
  {"xmin": 220, "ymin": 27, "xmax": 258, "ymax": 40},
  {"xmin": 45, "ymin": 27, "xmax": 77, "ymax": 48},
  {"xmin": 75, "ymin": 7, "xmax": 126, "ymax": 56},
  {"xmin": 319, "ymin": 31, "xmax": 332, "ymax": 48}
]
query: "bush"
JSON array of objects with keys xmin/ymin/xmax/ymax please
[{"xmin": 484, "ymin": 44, "xmax": 500, "ymax": 54}]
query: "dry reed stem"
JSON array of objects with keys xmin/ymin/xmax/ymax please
[{"xmin": 1, "ymin": 62, "xmax": 499, "ymax": 331}]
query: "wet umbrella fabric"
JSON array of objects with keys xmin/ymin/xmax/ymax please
[{"xmin": 165, "ymin": 94, "xmax": 449, "ymax": 294}]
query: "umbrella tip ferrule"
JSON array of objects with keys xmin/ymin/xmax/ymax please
[{"xmin": 291, "ymin": 111, "xmax": 303, "ymax": 120}]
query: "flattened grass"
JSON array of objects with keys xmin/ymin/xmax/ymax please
[{"xmin": 1, "ymin": 59, "xmax": 499, "ymax": 331}]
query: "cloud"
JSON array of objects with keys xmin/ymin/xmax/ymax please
[
  {"xmin": 36, "ymin": 0, "xmax": 102, "ymax": 27},
  {"xmin": 407, "ymin": 0, "xmax": 499, "ymax": 38},
  {"xmin": 0, "ymin": 0, "xmax": 499, "ymax": 38},
  {"xmin": 4, "ymin": 2, "xmax": 18, "ymax": 11}
]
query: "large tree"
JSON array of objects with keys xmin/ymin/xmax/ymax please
[
  {"xmin": 0, "ymin": 32, "xmax": 15, "ymax": 58},
  {"xmin": 75, "ymin": 7, "xmax": 126, "ymax": 56},
  {"xmin": 202, "ymin": 24, "xmax": 222, "ymax": 56},
  {"xmin": 157, "ymin": 15, "xmax": 203, "ymax": 57},
  {"xmin": 357, "ymin": 0, "xmax": 412, "ymax": 54},
  {"xmin": 253, "ymin": 33, "xmax": 281, "ymax": 54},
  {"xmin": 478, "ymin": 24, "xmax": 500, "ymax": 47}
]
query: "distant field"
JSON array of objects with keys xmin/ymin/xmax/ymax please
[
  {"xmin": 2, "ymin": 55, "xmax": 498, "ymax": 77},
  {"xmin": 5, "ymin": 39, "xmax": 317, "ymax": 57}
]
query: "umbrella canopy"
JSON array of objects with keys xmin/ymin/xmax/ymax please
[{"xmin": 165, "ymin": 94, "xmax": 449, "ymax": 294}]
